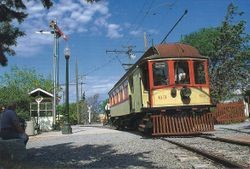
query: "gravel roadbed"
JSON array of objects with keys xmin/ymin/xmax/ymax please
[{"xmin": 1, "ymin": 121, "xmax": 249, "ymax": 169}]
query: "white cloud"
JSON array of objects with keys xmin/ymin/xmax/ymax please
[
  {"xmin": 130, "ymin": 30, "xmax": 142, "ymax": 36},
  {"xmin": 129, "ymin": 28, "xmax": 158, "ymax": 37},
  {"xmin": 63, "ymin": 75, "xmax": 119, "ymax": 102},
  {"xmin": 84, "ymin": 75, "xmax": 119, "ymax": 98},
  {"xmin": 15, "ymin": 0, "xmax": 123, "ymax": 57},
  {"xmin": 107, "ymin": 24, "xmax": 123, "ymax": 39}
]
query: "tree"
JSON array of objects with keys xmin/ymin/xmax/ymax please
[
  {"xmin": 180, "ymin": 27, "xmax": 219, "ymax": 57},
  {"xmin": 0, "ymin": 0, "xmax": 53, "ymax": 66},
  {"xmin": 100, "ymin": 98, "xmax": 109, "ymax": 113},
  {"xmin": 87, "ymin": 94, "xmax": 102, "ymax": 122},
  {"xmin": 57, "ymin": 103, "xmax": 78, "ymax": 125},
  {"xmin": 57, "ymin": 94, "xmax": 101, "ymax": 125},
  {"xmin": 0, "ymin": 66, "xmax": 53, "ymax": 119},
  {"xmin": 181, "ymin": 3, "xmax": 250, "ymax": 102}
]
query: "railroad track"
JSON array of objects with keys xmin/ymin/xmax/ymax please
[
  {"xmin": 199, "ymin": 135, "xmax": 250, "ymax": 147},
  {"xmin": 161, "ymin": 136, "xmax": 250, "ymax": 169},
  {"xmin": 220, "ymin": 127, "xmax": 250, "ymax": 135}
]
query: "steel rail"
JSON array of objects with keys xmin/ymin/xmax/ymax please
[
  {"xmin": 162, "ymin": 138, "xmax": 248, "ymax": 169},
  {"xmin": 220, "ymin": 127, "xmax": 250, "ymax": 135},
  {"xmin": 199, "ymin": 135, "xmax": 250, "ymax": 147}
]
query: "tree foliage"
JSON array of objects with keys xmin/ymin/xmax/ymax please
[
  {"xmin": 57, "ymin": 94, "xmax": 102, "ymax": 125},
  {"xmin": 0, "ymin": 66, "xmax": 53, "ymax": 119},
  {"xmin": 100, "ymin": 98, "xmax": 109, "ymax": 112},
  {"xmin": 0, "ymin": 0, "xmax": 53, "ymax": 66},
  {"xmin": 87, "ymin": 94, "xmax": 102, "ymax": 122},
  {"xmin": 181, "ymin": 3, "xmax": 250, "ymax": 102},
  {"xmin": 181, "ymin": 27, "xmax": 219, "ymax": 57}
]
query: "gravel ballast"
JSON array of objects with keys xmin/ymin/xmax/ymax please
[{"xmin": 1, "ymin": 121, "xmax": 249, "ymax": 169}]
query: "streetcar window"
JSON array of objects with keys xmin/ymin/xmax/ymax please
[
  {"xmin": 194, "ymin": 61, "xmax": 206, "ymax": 84},
  {"xmin": 141, "ymin": 63, "xmax": 149, "ymax": 90},
  {"xmin": 153, "ymin": 62, "xmax": 169, "ymax": 86},
  {"xmin": 119, "ymin": 88, "xmax": 123, "ymax": 101},
  {"xmin": 124, "ymin": 85, "xmax": 128, "ymax": 99},
  {"xmin": 128, "ymin": 76, "xmax": 134, "ymax": 93},
  {"xmin": 174, "ymin": 61, "xmax": 190, "ymax": 84}
]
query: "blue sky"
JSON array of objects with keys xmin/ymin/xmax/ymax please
[{"xmin": 1, "ymin": 0, "xmax": 250, "ymax": 102}]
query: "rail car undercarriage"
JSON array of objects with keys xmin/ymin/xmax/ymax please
[{"xmin": 110, "ymin": 109, "xmax": 214, "ymax": 136}]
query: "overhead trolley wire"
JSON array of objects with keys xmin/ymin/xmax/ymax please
[
  {"xmin": 84, "ymin": 57, "xmax": 117, "ymax": 76},
  {"xmin": 125, "ymin": 0, "xmax": 157, "ymax": 46}
]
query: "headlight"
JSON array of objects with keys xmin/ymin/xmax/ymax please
[{"xmin": 171, "ymin": 87, "xmax": 177, "ymax": 98}]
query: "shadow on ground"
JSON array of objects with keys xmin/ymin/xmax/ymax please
[
  {"xmin": 243, "ymin": 124, "xmax": 250, "ymax": 129},
  {"xmin": 1, "ymin": 142, "xmax": 157, "ymax": 169}
]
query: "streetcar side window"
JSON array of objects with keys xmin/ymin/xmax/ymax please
[
  {"xmin": 128, "ymin": 76, "xmax": 134, "ymax": 93},
  {"xmin": 124, "ymin": 84, "xmax": 128, "ymax": 99},
  {"xmin": 174, "ymin": 61, "xmax": 190, "ymax": 84},
  {"xmin": 141, "ymin": 63, "xmax": 149, "ymax": 90},
  {"xmin": 153, "ymin": 62, "xmax": 169, "ymax": 86},
  {"xmin": 194, "ymin": 61, "xmax": 206, "ymax": 84}
]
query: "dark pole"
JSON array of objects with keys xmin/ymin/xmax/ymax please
[
  {"xmin": 65, "ymin": 52, "xmax": 69, "ymax": 124},
  {"xmin": 62, "ymin": 47, "xmax": 72, "ymax": 134}
]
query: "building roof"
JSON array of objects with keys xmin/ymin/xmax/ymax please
[{"xmin": 28, "ymin": 88, "xmax": 53, "ymax": 98}]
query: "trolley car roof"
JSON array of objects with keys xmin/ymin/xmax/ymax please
[{"xmin": 154, "ymin": 43, "xmax": 202, "ymax": 58}]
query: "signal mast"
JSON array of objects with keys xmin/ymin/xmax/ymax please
[{"xmin": 36, "ymin": 20, "xmax": 68, "ymax": 128}]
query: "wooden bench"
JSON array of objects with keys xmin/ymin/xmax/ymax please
[{"xmin": 0, "ymin": 137, "xmax": 27, "ymax": 161}]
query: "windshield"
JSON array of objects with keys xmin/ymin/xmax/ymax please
[
  {"xmin": 153, "ymin": 62, "xmax": 169, "ymax": 86},
  {"xmin": 194, "ymin": 61, "xmax": 206, "ymax": 84},
  {"xmin": 174, "ymin": 61, "xmax": 190, "ymax": 84}
]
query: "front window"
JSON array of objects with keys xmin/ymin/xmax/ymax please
[
  {"xmin": 153, "ymin": 62, "xmax": 169, "ymax": 86},
  {"xmin": 194, "ymin": 61, "xmax": 206, "ymax": 84},
  {"xmin": 174, "ymin": 61, "xmax": 190, "ymax": 84}
]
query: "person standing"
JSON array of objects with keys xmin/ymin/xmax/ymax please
[
  {"xmin": 104, "ymin": 102, "xmax": 111, "ymax": 125},
  {"xmin": 0, "ymin": 103, "xmax": 29, "ymax": 145}
]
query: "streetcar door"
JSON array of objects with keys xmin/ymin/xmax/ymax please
[{"xmin": 129, "ymin": 69, "xmax": 142, "ymax": 113}]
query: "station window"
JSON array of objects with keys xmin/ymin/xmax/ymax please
[
  {"xmin": 40, "ymin": 111, "xmax": 52, "ymax": 117},
  {"xmin": 194, "ymin": 61, "xmax": 206, "ymax": 84},
  {"xmin": 174, "ymin": 61, "xmax": 190, "ymax": 84},
  {"xmin": 153, "ymin": 62, "xmax": 169, "ymax": 86}
]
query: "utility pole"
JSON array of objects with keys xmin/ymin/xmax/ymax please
[
  {"xmin": 75, "ymin": 57, "xmax": 80, "ymax": 124},
  {"xmin": 79, "ymin": 75, "xmax": 86, "ymax": 100},
  {"xmin": 144, "ymin": 32, "xmax": 148, "ymax": 51}
]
